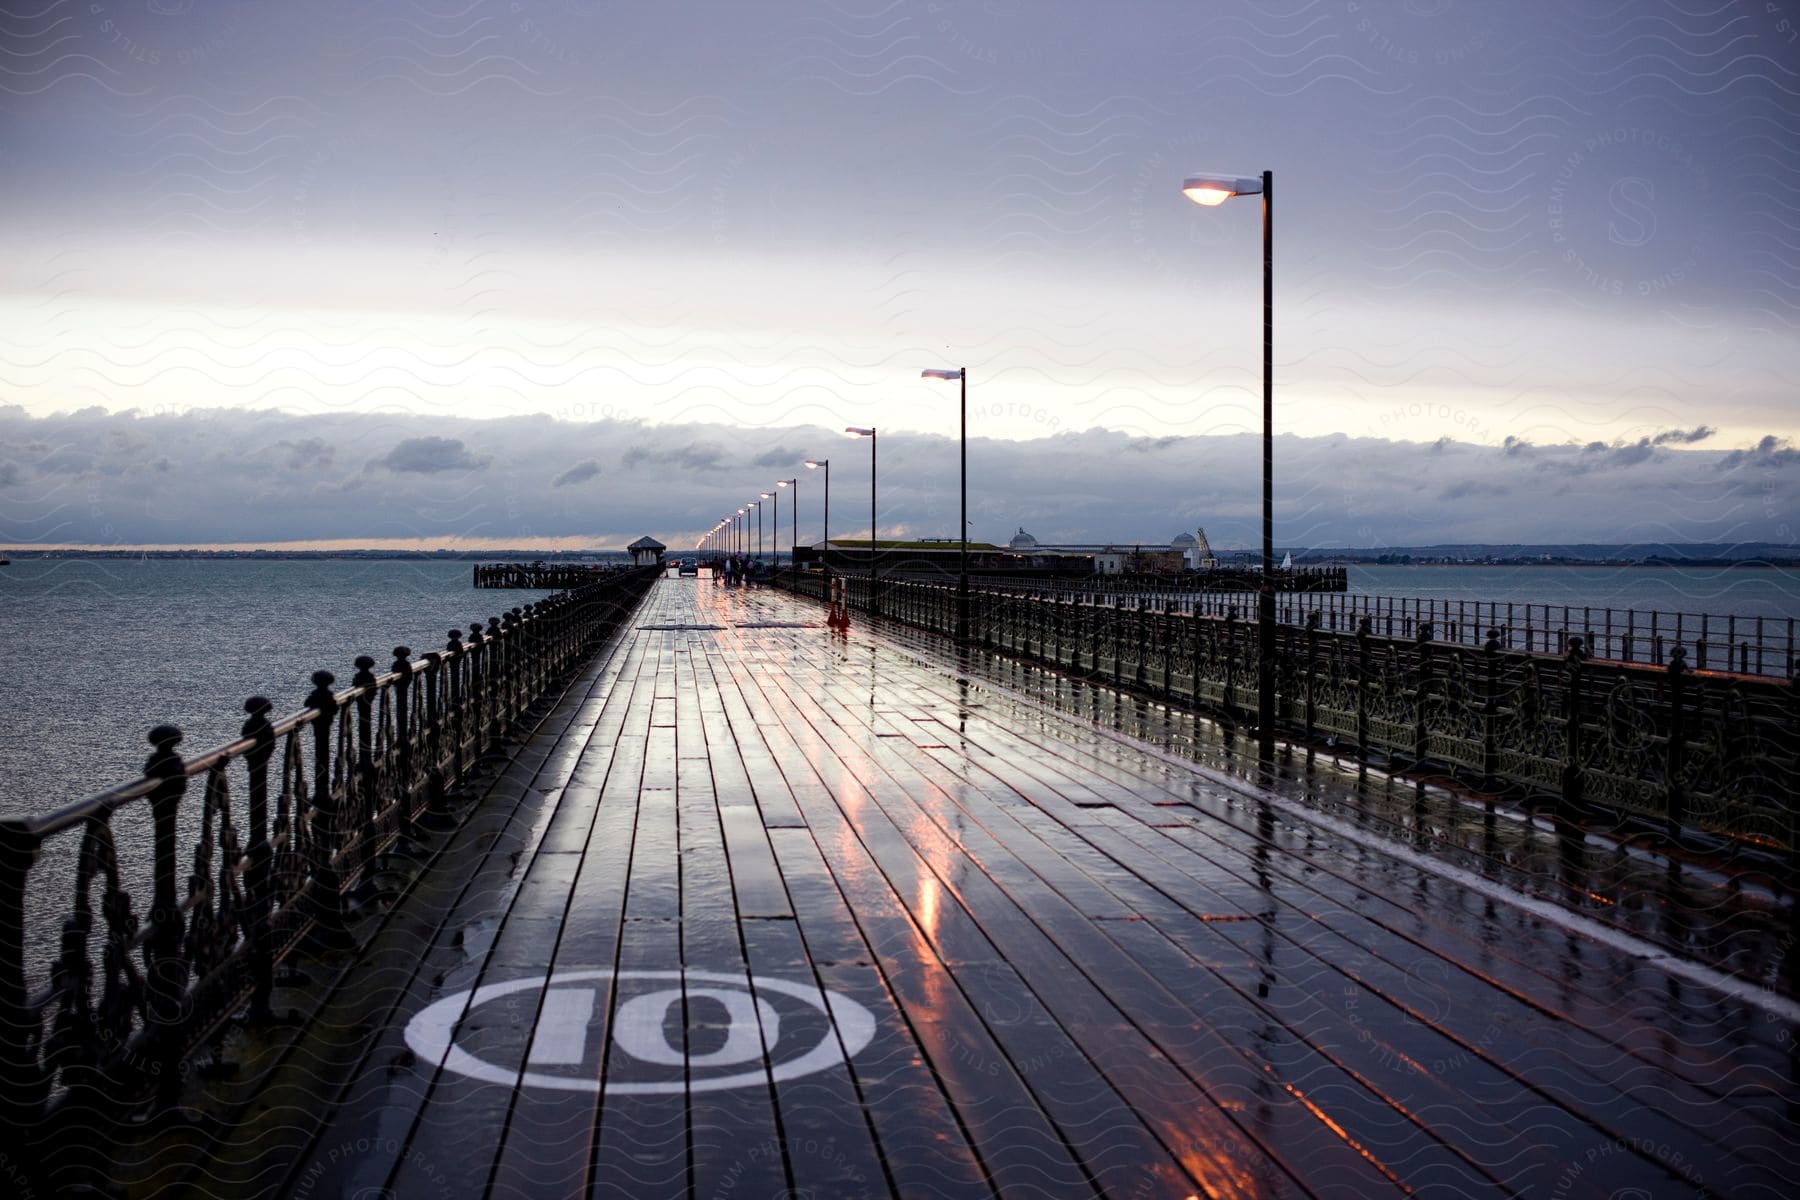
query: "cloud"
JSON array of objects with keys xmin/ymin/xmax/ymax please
[
  {"xmin": 37, "ymin": 447, "xmax": 95, "ymax": 475},
  {"xmin": 752, "ymin": 448, "xmax": 797, "ymax": 468},
  {"xmin": 377, "ymin": 437, "xmax": 486, "ymax": 474},
  {"xmin": 0, "ymin": 407, "xmax": 1794, "ymax": 550},
  {"xmin": 624, "ymin": 441, "xmax": 724, "ymax": 471},
  {"xmin": 1717, "ymin": 435, "xmax": 1798, "ymax": 471},
  {"xmin": 1652, "ymin": 426, "xmax": 1715, "ymax": 446},
  {"xmin": 1503, "ymin": 436, "xmax": 1533, "ymax": 457},
  {"xmin": 277, "ymin": 437, "xmax": 334, "ymax": 471},
  {"xmin": 1438, "ymin": 480, "xmax": 1509, "ymax": 501},
  {"xmin": 553, "ymin": 460, "xmax": 600, "ymax": 487}
]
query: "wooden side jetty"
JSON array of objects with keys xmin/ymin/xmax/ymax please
[
  {"xmin": 475, "ymin": 563, "xmax": 637, "ymax": 590},
  {"xmin": 73, "ymin": 575, "xmax": 1794, "ymax": 1198}
]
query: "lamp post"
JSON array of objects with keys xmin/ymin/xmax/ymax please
[
  {"xmin": 737, "ymin": 507, "xmax": 747, "ymax": 559},
  {"xmin": 776, "ymin": 478, "xmax": 797, "ymax": 574},
  {"xmin": 845, "ymin": 427, "xmax": 876, "ymax": 614},
  {"xmin": 762, "ymin": 491, "xmax": 776, "ymax": 567},
  {"xmin": 922, "ymin": 366, "xmax": 968, "ymax": 642},
  {"xmin": 805, "ymin": 459, "xmax": 829, "ymax": 575},
  {"xmin": 1182, "ymin": 168, "xmax": 1275, "ymax": 764}
]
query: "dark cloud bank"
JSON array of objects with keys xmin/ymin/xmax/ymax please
[{"xmin": 0, "ymin": 406, "xmax": 1792, "ymax": 550}]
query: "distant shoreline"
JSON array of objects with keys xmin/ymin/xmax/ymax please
[{"xmin": 0, "ymin": 549, "xmax": 632, "ymax": 561}]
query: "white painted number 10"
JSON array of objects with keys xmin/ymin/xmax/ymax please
[{"xmin": 404, "ymin": 969, "xmax": 876, "ymax": 1094}]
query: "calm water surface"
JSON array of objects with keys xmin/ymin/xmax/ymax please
[
  {"xmin": 1348, "ymin": 563, "xmax": 1800, "ymax": 621},
  {"xmin": 0, "ymin": 559, "xmax": 563, "ymax": 815}
]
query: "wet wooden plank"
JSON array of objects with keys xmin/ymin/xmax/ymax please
[
  {"xmin": 807, "ymin": 955, "xmax": 998, "ymax": 1200},
  {"xmin": 624, "ymin": 787, "xmax": 680, "ymax": 921},
  {"xmin": 674, "ymin": 731, "xmax": 788, "ymax": 1200},
  {"xmin": 591, "ymin": 919, "xmax": 689, "ymax": 1200},
  {"xmin": 391, "ymin": 849, "xmax": 583, "ymax": 1195},
  {"xmin": 739, "ymin": 916, "xmax": 892, "ymax": 1198},
  {"xmin": 489, "ymin": 785, "xmax": 648, "ymax": 1194},
  {"xmin": 718, "ymin": 806, "xmax": 794, "ymax": 918},
  {"xmin": 706, "ymin": 653, "xmax": 807, "ymax": 827}
]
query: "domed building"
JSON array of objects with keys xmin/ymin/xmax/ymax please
[
  {"xmin": 1008, "ymin": 527, "xmax": 1039, "ymax": 551},
  {"xmin": 1177, "ymin": 527, "xmax": 1217, "ymax": 569}
]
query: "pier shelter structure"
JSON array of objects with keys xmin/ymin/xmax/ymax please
[{"xmin": 627, "ymin": 535, "xmax": 667, "ymax": 567}]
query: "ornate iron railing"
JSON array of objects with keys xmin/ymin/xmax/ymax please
[
  {"xmin": 781, "ymin": 573, "xmax": 1799, "ymax": 853},
  {"xmin": 943, "ymin": 572, "xmax": 1798, "ymax": 679},
  {"xmin": 0, "ymin": 566, "xmax": 656, "ymax": 1137}
]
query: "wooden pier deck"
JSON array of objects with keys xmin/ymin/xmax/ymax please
[{"xmin": 146, "ymin": 576, "xmax": 1793, "ymax": 1198}]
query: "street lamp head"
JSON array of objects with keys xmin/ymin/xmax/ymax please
[
  {"xmin": 845, "ymin": 426, "xmax": 874, "ymax": 438},
  {"xmin": 1181, "ymin": 172, "xmax": 1264, "ymax": 206},
  {"xmin": 921, "ymin": 368, "xmax": 963, "ymax": 381},
  {"xmin": 777, "ymin": 479, "xmax": 790, "ymax": 488},
  {"xmin": 805, "ymin": 458, "xmax": 827, "ymax": 469},
  {"xmin": 759, "ymin": 492, "xmax": 772, "ymax": 500}
]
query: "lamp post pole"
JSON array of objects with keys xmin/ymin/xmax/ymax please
[
  {"xmin": 1258, "ymin": 170, "xmax": 1275, "ymax": 766},
  {"xmin": 1182, "ymin": 168, "xmax": 1275, "ymax": 764},
  {"xmin": 777, "ymin": 478, "xmax": 797, "ymax": 576},
  {"xmin": 806, "ymin": 460, "xmax": 829, "ymax": 576},
  {"xmin": 845, "ymin": 427, "xmax": 877, "ymax": 614},
  {"xmin": 923, "ymin": 367, "xmax": 969, "ymax": 641},
  {"xmin": 767, "ymin": 491, "xmax": 778, "ymax": 567}
]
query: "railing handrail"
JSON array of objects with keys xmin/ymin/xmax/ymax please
[
  {"xmin": 919, "ymin": 574, "xmax": 1796, "ymax": 679},
  {"xmin": 4, "ymin": 599, "xmax": 560, "ymax": 836},
  {"xmin": 771, "ymin": 571, "xmax": 1797, "ymax": 856}
]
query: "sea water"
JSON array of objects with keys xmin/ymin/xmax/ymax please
[{"xmin": 0, "ymin": 558, "xmax": 571, "ymax": 814}]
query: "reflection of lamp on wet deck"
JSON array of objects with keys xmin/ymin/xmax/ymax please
[
  {"xmin": 845, "ymin": 427, "xmax": 876, "ymax": 614},
  {"xmin": 1182, "ymin": 169, "xmax": 1275, "ymax": 764}
]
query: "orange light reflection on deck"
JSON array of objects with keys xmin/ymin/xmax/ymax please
[{"xmin": 1281, "ymin": 1079, "xmax": 1404, "ymax": 1194}]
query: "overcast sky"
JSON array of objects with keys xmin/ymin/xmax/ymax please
[{"xmin": 2, "ymin": 1, "xmax": 1796, "ymax": 550}]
